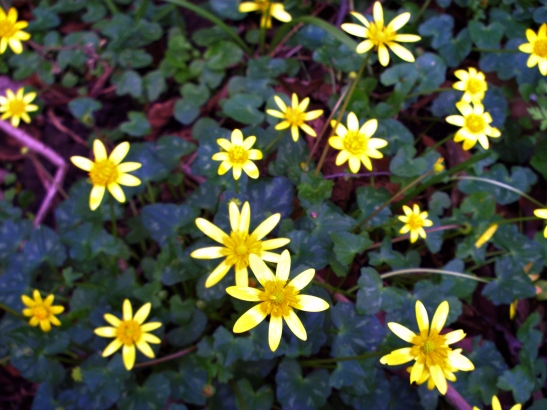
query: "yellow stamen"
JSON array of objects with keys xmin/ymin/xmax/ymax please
[
  {"xmin": 33, "ymin": 305, "xmax": 49, "ymax": 320},
  {"xmin": 116, "ymin": 320, "xmax": 142, "ymax": 345},
  {"xmin": 89, "ymin": 160, "xmax": 119, "ymax": 186},
  {"xmin": 465, "ymin": 114, "xmax": 485, "ymax": 133},
  {"xmin": 228, "ymin": 146, "xmax": 249, "ymax": 165},
  {"xmin": 343, "ymin": 132, "xmax": 368, "ymax": 155},
  {"xmin": 534, "ymin": 38, "xmax": 547, "ymax": 58}
]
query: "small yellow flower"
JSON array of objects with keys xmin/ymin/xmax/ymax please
[
  {"xmin": 0, "ymin": 7, "xmax": 30, "ymax": 54},
  {"xmin": 446, "ymin": 101, "xmax": 501, "ymax": 151},
  {"xmin": 518, "ymin": 23, "xmax": 547, "ymax": 76},
  {"xmin": 266, "ymin": 94, "xmax": 323, "ymax": 142},
  {"xmin": 94, "ymin": 299, "xmax": 162, "ymax": 371},
  {"xmin": 509, "ymin": 299, "xmax": 518, "ymax": 320},
  {"xmin": 398, "ymin": 204, "xmax": 433, "ymax": 243},
  {"xmin": 474, "ymin": 224, "xmax": 498, "ymax": 248},
  {"xmin": 341, "ymin": 1, "xmax": 421, "ymax": 66},
  {"xmin": 71, "ymin": 140, "xmax": 142, "ymax": 211},
  {"xmin": 328, "ymin": 112, "xmax": 387, "ymax": 173},
  {"xmin": 534, "ymin": 208, "xmax": 547, "ymax": 237},
  {"xmin": 0, "ymin": 88, "xmax": 38, "ymax": 127},
  {"xmin": 380, "ymin": 300, "xmax": 475, "ymax": 395},
  {"xmin": 433, "ymin": 158, "xmax": 445, "ymax": 174},
  {"xmin": 227, "ymin": 250, "xmax": 329, "ymax": 351},
  {"xmin": 238, "ymin": 0, "xmax": 291, "ymax": 28},
  {"xmin": 452, "ymin": 67, "xmax": 488, "ymax": 104},
  {"xmin": 472, "ymin": 395, "xmax": 522, "ymax": 410},
  {"xmin": 21, "ymin": 290, "xmax": 64, "ymax": 332},
  {"xmin": 406, "ymin": 348, "xmax": 463, "ymax": 390},
  {"xmin": 212, "ymin": 129, "xmax": 263, "ymax": 180},
  {"xmin": 191, "ymin": 201, "xmax": 290, "ymax": 288}
]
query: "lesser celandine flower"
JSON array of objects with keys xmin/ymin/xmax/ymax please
[
  {"xmin": 266, "ymin": 94, "xmax": 323, "ymax": 142},
  {"xmin": 227, "ymin": 251, "xmax": 329, "ymax": 351},
  {"xmin": 341, "ymin": 1, "xmax": 421, "ymax": 66},
  {"xmin": 446, "ymin": 101, "xmax": 501, "ymax": 151},
  {"xmin": 474, "ymin": 224, "xmax": 498, "ymax": 248},
  {"xmin": 534, "ymin": 208, "xmax": 547, "ymax": 237},
  {"xmin": 472, "ymin": 395, "xmax": 522, "ymax": 410},
  {"xmin": 21, "ymin": 290, "xmax": 64, "ymax": 332},
  {"xmin": 398, "ymin": 204, "xmax": 433, "ymax": 243},
  {"xmin": 518, "ymin": 23, "xmax": 547, "ymax": 76},
  {"xmin": 0, "ymin": 7, "xmax": 30, "ymax": 54},
  {"xmin": 406, "ymin": 349, "xmax": 464, "ymax": 391},
  {"xmin": 94, "ymin": 299, "xmax": 162, "ymax": 371},
  {"xmin": 71, "ymin": 140, "xmax": 142, "ymax": 211},
  {"xmin": 433, "ymin": 158, "xmax": 445, "ymax": 174},
  {"xmin": 238, "ymin": 0, "xmax": 291, "ymax": 29},
  {"xmin": 328, "ymin": 112, "xmax": 387, "ymax": 173},
  {"xmin": 191, "ymin": 201, "xmax": 290, "ymax": 288},
  {"xmin": 212, "ymin": 129, "xmax": 263, "ymax": 180},
  {"xmin": 452, "ymin": 67, "xmax": 488, "ymax": 104},
  {"xmin": 0, "ymin": 88, "xmax": 38, "ymax": 127},
  {"xmin": 380, "ymin": 300, "xmax": 475, "ymax": 395}
]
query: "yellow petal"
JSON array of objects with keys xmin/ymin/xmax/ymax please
[
  {"xmin": 492, "ymin": 396, "xmax": 501, "ymax": 410},
  {"xmin": 70, "ymin": 156, "xmax": 94, "ymax": 171},
  {"xmin": 288, "ymin": 268, "xmax": 315, "ymax": 291},
  {"xmin": 349, "ymin": 156, "xmax": 361, "ymax": 173},
  {"xmin": 8, "ymin": 39, "xmax": 22, "ymax": 54},
  {"xmin": 388, "ymin": 12, "xmax": 410, "ymax": 31},
  {"xmin": 329, "ymin": 136, "xmax": 344, "ymax": 150},
  {"xmin": 386, "ymin": 42, "xmax": 415, "ymax": 62},
  {"xmin": 123, "ymin": 299, "xmax": 133, "ymax": 321},
  {"xmin": 226, "ymin": 286, "xmax": 262, "ymax": 301},
  {"xmin": 22, "ymin": 308, "xmax": 33, "ymax": 317},
  {"xmin": 239, "ymin": 2, "xmax": 260, "ymax": 12},
  {"xmin": 251, "ymin": 213, "xmax": 281, "ymax": 240},
  {"xmin": 190, "ymin": 246, "xmax": 226, "ymax": 259},
  {"xmin": 229, "ymin": 201, "xmax": 240, "ymax": 232},
  {"xmin": 109, "ymin": 142, "xmax": 130, "ymax": 165},
  {"xmin": 140, "ymin": 322, "xmax": 162, "ymax": 332},
  {"xmin": 260, "ymin": 238, "xmax": 290, "ymax": 251},
  {"xmin": 217, "ymin": 138, "xmax": 232, "ymax": 152},
  {"xmin": 290, "ymin": 295, "xmax": 329, "ymax": 312},
  {"xmin": 377, "ymin": 43, "xmax": 390, "ymax": 66},
  {"xmin": 29, "ymin": 317, "xmax": 39, "ymax": 326},
  {"xmin": 290, "ymin": 125, "xmax": 299, "ymax": 142},
  {"xmin": 430, "ymin": 301, "xmax": 449, "ymax": 334},
  {"xmin": 142, "ymin": 333, "xmax": 161, "ymax": 344},
  {"xmin": 299, "ymin": 123, "xmax": 316, "ymax": 137},
  {"xmin": 249, "ymin": 254, "xmax": 276, "ymax": 286},
  {"xmin": 268, "ymin": 315, "xmax": 283, "ymax": 351},
  {"xmin": 239, "ymin": 201, "xmax": 250, "ymax": 233},
  {"xmin": 107, "ymin": 182, "xmax": 126, "ymax": 203},
  {"xmin": 231, "ymin": 129, "xmax": 244, "ymax": 145},
  {"xmin": 122, "ymin": 344, "xmax": 136, "ymax": 370},
  {"xmin": 415, "ymin": 300, "xmax": 429, "ymax": 333},
  {"xmin": 379, "ymin": 347, "xmax": 414, "ymax": 365},
  {"xmin": 350, "ymin": 11, "xmax": 370, "ymax": 28},
  {"xmin": 534, "ymin": 209, "xmax": 547, "ymax": 219},
  {"xmin": 133, "ymin": 303, "xmax": 151, "ymax": 324},
  {"xmin": 233, "ymin": 302, "xmax": 268, "ymax": 333},
  {"xmin": 233, "ymin": 165, "xmax": 243, "ymax": 180},
  {"xmin": 447, "ymin": 350, "xmax": 474, "ymax": 371},
  {"xmin": 102, "ymin": 338, "xmax": 123, "ymax": 357},
  {"xmin": 387, "ymin": 322, "xmax": 417, "ymax": 343},
  {"xmin": 243, "ymin": 161, "xmax": 259, "ymax": 179},
  {"xmin": 49, "ymin": 305, "xmax": 64, "ymax": 315},
  {"xmin": 342, "ymin": 23, "xmax": 367, "ymax": 38},
  {"xmin": 104, "ymin": 313, "xmax": 121, "ymax": 327},
  {"xmin": 275, "ymin": 250, "xmax": 291, "ymax": 282},
  {"xmin": 261, "ymin": 251, "xmax": 281, "ymax": 263},
  {"xmin": 266, "ymin": 109, "xmax": 285, "ymax": 119},
  {"xmin": 429, "ymin": 364, "xmax": 447, "ymax": 394},
  {"xmin": 49, "ymin": 315, "xmax": 61, "ymax": 326},
  {"xmin": 89, "ymin": 185, "xmax": 105, "ymax": 210},
  {"xmin": 117, "ymin": 162, "xmax": 141, "ymax": 173},
  {"xmin": 373, "ymin": 1, "xmax": 384, "ymax": 27},
  {"xmin": 21, "ymin": 294, "xmax": 35, "ymax": 307},
  {"xmin": 205, "ymin": 260, "xmax": 232, "ymax": 288},
  {"xmin": 410, "ymin": 356, "xmax": 425, "ymax": 383},
  {"xmin": 270, "ymin": 4, "xmax": 291, "ymax": 22},
  {"xmin": 40, "ymin": 319, "xmax": 51, "ymax": 332},
  {"xmin": 303, "ymin": 109, "xmax": 323, "ymax": 121},
  {"xmin": 136, "ymin": 339, "xmax": 155, "ymax": 358},
  {"xmin": 242, "ymin": 136, "xmax": 257, "ymax": 150},
  {"xmin": 273, "ymin": 95, "xmax": 287, "ymax": 112},
  {"xmin": 284, "ymin": 309, "xmax": 307, "ymax": 341},
  {"xmin": 235, "ymin": 265, "xmax": 248, "ymax": 287},
  {"xmin": 94, "ymin": 326, "xmax": 117, "ymax": 338},
  {"xmin": 347, "ymin": 112, "xmax": 359, "ymax": 132},
  {"xmin": 33, "ymin": 290, "xmax": 43, "ymax": 303},
  {"xmin": 359, "ymin": 119, "xmax": 378, "ymax": 137},
  {"xmin": 93, "ymin": 139, "xmax": 107, "ymax": 161},
  {"xmin": 443, "ymin": 329, "xmax": 465, "ymax": 345},
  {"xmin": 117, "ymin": 173, "xmax": 141, "ymax": 187},
  {"xmin": 195, "ymin": 218, "xmax": 230, "ymax": 244},
  {"xmin": 356, "ymin": 39, "xmax": 375, "ymax": 54}
]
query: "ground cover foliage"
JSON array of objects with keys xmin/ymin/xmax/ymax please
[{"xmin": 2, "ymin": 0, "xmax": 547, "ymax": 409}]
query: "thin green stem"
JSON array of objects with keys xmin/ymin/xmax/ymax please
[
  {"xmin": 234, "ymin": 178, "xmax": 240, "ymax": 194},
  {"xmin": 423, "ymin": 133, "xmax": 454, "ymax": 155},
  {"xmin": 136, "ymin": 0, "xmax": 149, "ymax": 20},
  {"xmin": 264, "ymin": 131, "xmax": 285, "ymax": 154},
  {"xmin": 380, "ymin": 268, "xmax": 491, "ymax": 283},
  {"xmin": 109, "ymin": 196, "xmax": 118, "ymax": 239},
  {"xmin": 473, "ymin": 48, "xmax": 520, "ymax": 53},
  {"xmin": 133, "ymin": 346, "xmax": 197, "ymax": 368},
  {"xmin": 312, "ymin": 280, "xmax": 355, "ymax": 299},
  {"xmin": 102, "ymin": 0, "xmax": 119, "ymax": 14},
  {"xmin": 0, "ymin": 302, "xmax": 24, "ymax": 318},
  {"xmin": 300, "ymin": 350, "xmax": 385, "ymax": 366},
  {"xmin": 497, "ymin": 216, "xmax": 538, "ymax": 225},
  {"xmin": 231, "ymin": 380, "xmax": 248, "ymax": 410},
  {"xmin": 146, "ymin": 182, "xmax": 156, "ymax": 204},
  {"xmin": 414, "ymin": 0, "xmax": 432, "ymax": 22},
  {"xmin": 405, "ymin": 87, "xmax": 453, "ymax": 100},
  {"xmin": 259, "ymin": 5, "xmax": 271, "ymax": 55}
]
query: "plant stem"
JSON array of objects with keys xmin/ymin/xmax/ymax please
[
  {"xmin": 363, "ymin": 224, "xmax": 461, "ymax": 252},
  {"xmin": 473, "ymin": 48, "xmax": 520, "ymax": 53},
  {"xmin": 300, "ymin": 350, "xmax": 385, "ymax": 366},
  {"xmin": 135, "ymin": 0, "xmax": 149, "ymax": 20},
  {"xmin": 259, "ymin": 5, "xmax": 271, "ymax": 55},
  {"xmin": 264, "ymin": 131, "xmax": 285, "ymax": 154},
  {"xmin": 314, "ymin": 53, "xmax": 370, "ymax": 177},
  {"xmin": 405, "ymin": 87, "xmax": 453, "ymax": 100},
  {"xmin": 109, "ymin": 196, "xmax": 118, "ymax": 239},
  {"xmin": 133, "ymin": 346, "xmax": 196, "ymax": 368},
  {"xmin": 231, "ymin": 379, "xmax": 248, "ymax": 410},
  {"xmin": 312, "ymin": 280, "xmax": 355, "ymax": 299},
  {"xmin": 379, "ymin": 268, "xmax": 491, "ymax": 283},
  {"xmin": 234, "ymin": 178, "xmax": 240, "ymax": 194},
  {"xmin": 102, "ymin": 0, "xmax": 119, "ymax": 14},
  {"xmin": 0, "ymin": 302, "xmax": 24, "ymax": 318},
  {"xmin": 414, "ymin": 0, "xmax": 432, "ymax": 22},
  {"xmin": 423, "ymin": 133, "xmax": 454, "ymax": 154},
  {"xmin": 146, "ymin": 182, "xmax": 156, "ymax": 204}
]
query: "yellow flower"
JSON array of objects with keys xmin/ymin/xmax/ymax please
[
  {"xmin": 452, "ymin": 67, "xmax": 488, "ymax": 104},
  {"xmin": 70, "ymin": 140, "xmax": 142, "ymax": 211},
  {"xmin": 472, "ymin": 395, "xmax": 522, "ymax": 410},
  {"xmin": 518, "ymin": 23, "xmax": 547, "ymax": 76},
  {"xmin": 266, "ymin": 94, "xmax": 323, "ymax": 142},
  {"xmin": 406, "ymin": 348, "xmax": 464, "ymax": 390},
  {"xmin": 446, "ymin": 101, "xmax": 501, "ymax": 150},
  {"xmin": 433, "ymin": 158, "xmax": 445, "ymax": 174},
  {"xmin": 191, "ymin": 201, "xmax": 290, "ymax": 288},
  {"xmin": 398, "ymin": 204, "xmax": 433, "ymax": 243},
  {"xmin": 21, "ymin": 290, "xmax": 64, "ymax": 332},
  {"xmin": 534, "ymin": 208, "xmax": 547, "ymax": 237},
  {"xmin": 238, "ymin": 0, "xmax": 291, "ymax": 28},
  {"xmin": 0, "ymin": 88, "xmax": 38, "ymax": 127},
  {"xmin": 474, "ymin": 224, "xmax": 498, "ymax": 248},
  {"xmin": 328, "ymin": 112, "xmax": 387, "ymax": 173},
  {"xmin": 212, "ymin": 129, "xmax": 263, "ymax": 180},
  {"xmin": 94, "ymin": 299, "xmax": 162, "ymax": 371},
  {"xmin": 509, "ymin": 299, "xmax": 518, "ymax": 320},
  {"xmin": 0, "ymin": 7, "xmax": 30, "ymax": 54},
  {"xmin": 227, "ymin": 250, "xmax": 329, "ymax": 351},
  {"xmin": 380, "ymin": 300, "xmax": 475, "ymax": 395},
  {"xmin": 341, "ymin": 1, "xmax": 421, "ymax": 66}
]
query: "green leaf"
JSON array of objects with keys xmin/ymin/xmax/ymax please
[
  {"xmin": 468, "ymin": 21, "xmax": 505, "ymax": 49},
  {"xmin": 167, "ymin": 308, "xmax": 207, "ymax": 346},
  {"xmin": 467, "ymin": 367, "xmax": 499, "ymax": 405},
  {"xmin": 62, "ymin": 223, "xmax": 130, "ymax": 261},
  {"xmin": 223, "ymin": 93, "xmax": 264, "ymax": 125},
  {"xmin": 0, "ymin": 219, "xmax": 31, "ymax": 262},
  {"xmin": 418, "ymin": 15, "xmax": 454, "ymax": 49},
  {"xmin": 413, "ymin": 53, "xmax": 447, "ymax": 94},
  {"xmin": 81, "ymin": 355, "xmax": 131, "ymax": 405},
  {"xmin": 389, "ymin": 145, "xmax": 429, "ymax": 177},
  {"xmin": 248, "ymin": 56, "xmax": 289, "ymax": 79},
  {"xmin": 117, "ymin": 48, "xmax": 153, "ymax": 69},
  {"xmin": 482, "ymin": 256, "xmax": 536, "ymax": 305},
  {"xmin": 297, "ymin": 173, "xmax": 334, "ymax": 207},
  {"xmin": 23, "ymin": 226, "xmax": 67, "ymax": 272},
  {"xmin": 275, "ymin": 358, "xmax": 331, "ymax": 410},
  {"xmin": 119, "ymin": 373, "xmax": 170, "ymax": 410},
  {"xmin": 355, "ymin": 186, "xmax": 392, "ymax": 227},
  {"xmin": 428, "ymin": 191, "xmax": 451, "ymax": 217},
  {"xmin": 287, "ymin": 230, "xmax": 330, "ymax": 270},
  {"xmin": 181, "ymin": 83, "xmax": 211, "ymax": 107},
  {"xmin": 460, "ymin": 192, "xmax": 496, "ymax": 220},
  {"xmin": 143, "ymin": 70, "xmax": 166, "ymax": 101},
  {"xmin": 331, "ymin": 232, "xmax": 372, "ymax": 266},
  {"xmin": 356, "ymin": 268, "xmax": 383, "ymax": 315},
  {"xmin": 235, "ymin": 379, "xmax": 274, "ymax": 410},
  {"xmin": 497, "ymin": 365, "xmax": 537, "ymax": 404},
  {"xmin": 120, "ymin": 111, "xmax": 151, "ymax": 137},
  {"xmin": 517, "ymin": 312, "xmax": 543, "ymax": 362},
  {"xmin": 379, "ymin": 63, "xmax": 418, "ymax": 96},
  {"xmin": 205, "ymin": 41, "xmax": 244, "ymax": 70},
  {"xmin": 493, "ymin": 224, "xmax": 544, "ymax": 272},
  {"xmin": 0, "ymin": 255, "xmax": 30, "ymax": 310},
  {"xmin": 174, "ymin": 99, "xmax": 200, "ymax": 125},
  {"xmin": 141, "ymin": 204, "xmax": 198, "ymax": 246},
  {"xmin": 113, "ymin": 70, "xmax": 143, "ymax": 98},
  {"xmin": 68, "ymin": 97, "xmax": 102, "ymax": 125},
  {"xmin": 212, "ymin": 326, "xmax": 254, "ymax": 366},
  {"xmin": 167, "ymin": 355, "xmax": 208, "ymax": 405},
  {"xmin": 369, "ymin": 237, "xmax": 420, "ymax": 269}
]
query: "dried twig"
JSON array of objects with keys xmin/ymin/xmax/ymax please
[
  {"xmin": 47, "ymin": 108, "xmax": 88, "ymax": 146},
  {"xmin": 0, "ymin": 120, "xmax": 67, "ymax": 227}
]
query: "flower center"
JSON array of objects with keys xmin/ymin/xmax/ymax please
[
  {"xmin": 367, "ymin": 24, "xmax": 396, "ymax": 47},
  {"xmin": 256, "ymin": 0, "xmax": 271, "ymax": 13},
  {"xmin": 228, "ymin": 146, "xmax": 249, "ymax": 165},
  {"xmin": 534, "ymin": 39, "xmax": 547, "ymax": 58},
  {"xmin": 8, "ymin": 100, "xmax": 26, "ymax": 116},
  {"xmin": 422, "ymin": 339, "xmax": 435, "ymax": 354},
  {"xmin": 285, "ymin": 107, "xmax": 305, "ymax": 126},
  {"xmin": 116, "ymin": 320, "xmax": 142, "ymax": 345},
  {"xmin": 33, "ymin": 305, "xmax": 49, "ymax": 320},
  {"xmin": 224, "ymin": 231, "xmax": 262, "ymax": 267},
  {"xmin": 466, "ymin": 78, "xmax": 483, "ymax": 95},
  {"xmin": 465, "ymin": 114, "xmax": 485, "ymax": 134},
  {"xmin": 89, "ymin": 159, "xmax": 118, "ymax": 186},
  {"xmin": 0, "ymin": 19, "xmax": 16, "ymax": 38},
  {"xmin": 259, "ymin": 280, "xmax": 299, "ymax": 317},
  {"xmin": 407, "ymin": 214, "xmax": 424, "ymax": 230},
  {"xmin": 343, "ymin": 131, "xmax": 368, "ymax": 155}
]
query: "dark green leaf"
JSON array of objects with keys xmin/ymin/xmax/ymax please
[{"xmin": 120, "ymin": 112, "xmax": 151, "ymax": 137}]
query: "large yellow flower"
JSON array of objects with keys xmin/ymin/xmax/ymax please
[
  {"xmin": 341, "ymin": 1, "xmax": 421, "ymax": 66},
  {"xmin": 238, "ymin": 0, "xmax": 291, "ymax": 28},
  {"xmin": 328, "ymin": 112, "xmax": 387, "ymax": 173},
  {"xmin": 534, "ymin": 208, "xmax": 547, "ymax": 237},
  {"xmin": 212, "ymin": 129, "xmax": 263, "ymax": 180},
  {"xmin": 446, "ymin": 101, "xmax": 501, "ymax": 150},
  {"xmin": 70, "ymin": 140, "xmax": 142, "ymax": 211},
  {"xmin": 266, "ymin": 94, "xmax": 323, "ymax": 142},
  {"xmin": 94, "ymin": 299, "xmax": 162, "ymax": 371},
  {"xmin": 21, "ymin": 290, "xmax": 64, "ymax": 332},
  {"xmin": 0, "ymin": 88, "xmax": 38, "ymax": 127},
  {"xmin": 398, "ymin": 204, "xmax": 433, "ymax": 243},
  {"xmin": 380, "ymin": 300, "xmax": 474, "ymax": 395},
  {"xmin": 473, "ymin": 395, "xmax": 522, "ymax": 410},
  {"xmin": 0, "ymin": 7, "xmax": 30, "ymax": 54},
  {"xmin": 518, "ymin": 23, "xmax": 547, "ymax": 76},
  {"xmin": 191, "ymin": 201, "xmax": 290, "ymax": 288},
  {"xmin": 452, "ymin": 67, "xmax": 488, "ymax": 104},
  {"xmin": 227, "ymin": 250, "xmax": 329, "ymax": 351}
]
